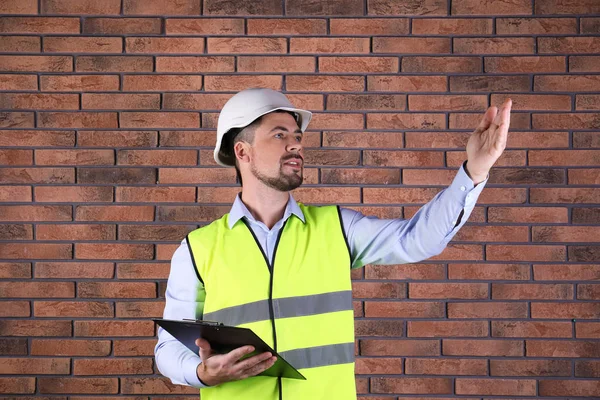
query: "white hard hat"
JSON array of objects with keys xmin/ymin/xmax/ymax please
[{"xmin": 214, "ymin": 88, "xmax": 312, "ymax": 167}]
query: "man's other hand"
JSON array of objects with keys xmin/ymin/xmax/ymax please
[
  {"xmin": 465, "ymin": 98, "xmax": 513, "ymax": 184},
  {"xmin": 195, "ymin": 338, "xmax": 277, "ymax": 386}
]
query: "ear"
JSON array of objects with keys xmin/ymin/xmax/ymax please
[{"xmin": 234, "ymin": 141, "xmax": 251, "ymax": 165}]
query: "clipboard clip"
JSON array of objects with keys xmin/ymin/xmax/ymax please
[{"xmin": 183, "ymin": 318, "xmax": 225, "ymax": 326}]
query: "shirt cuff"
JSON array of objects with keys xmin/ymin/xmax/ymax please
[
  {"xmin": 183, "ymin": 357, "xmax": 208, "ymax": 388},
  {"xmin": 447, "ymin": 160, "xmax": 488, "ymax": 206}
]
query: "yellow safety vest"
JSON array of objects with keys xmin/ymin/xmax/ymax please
[{"xmin": 186, "ymin": 203, "xmax": 356, "ymax": 400}]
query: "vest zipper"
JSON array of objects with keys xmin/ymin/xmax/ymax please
[{"xmin": 241, "ymin": 219, "xmax": 288, "ymax": 400}]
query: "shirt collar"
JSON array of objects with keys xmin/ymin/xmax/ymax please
[{"xmin": 227, "ymin": 192, "xmax": 305, "ymax": 229}]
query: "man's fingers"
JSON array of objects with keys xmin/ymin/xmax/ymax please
[
  {"xmin": 223, "ymin": 345, "xmax": 256, "ymax": 365},
  {"xmin": 195, "ymin": 338, "xmax": 212, "ymax": 360},
  {"xmin": 233, "ymin": 351, "xmax": 273, "ymax": 372},
  {"xmin": 475, "ymin": 106, "xmax": 498, "ymax": 134},
  {"xmin": 238, "ymin": 356, "xmax": 277, "ymax": 379}
]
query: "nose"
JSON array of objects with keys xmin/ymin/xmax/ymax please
[{"xmin": 286, "ymin": 138, "xmax": 303, "ymax": 154}]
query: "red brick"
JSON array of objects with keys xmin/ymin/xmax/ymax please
[
  {"xmin": 298, "ymin": 187, "xmax": 363, "ymax": 204},
  {"xmin": 448, "ymin": 302, "xmax": 527, "ymax": 318},
  {"xmin": 306, "ymin": 113, "xmax": 363, "ymax": 130},
  {"xmin": 303, "ymin": 150, "xmax": 360, "ymax": 166},
  {"xmin": 41, "ymin": 0, "xmax": 120, "ymax": 14},
  {"xmin": 75, "ymin": 320, "xmax": 154, "ymax": 337},
  {"xmin": 0, "ymin": 262, "xmax": 31, "ymax": 278},
  {"xmin": 0, "ymin": 224, "xmax": 32, "ymax": 241},
  {"xmin": 41, "ymin": 75, "xmax": 119, "ymax": 91},
  {"xmin": 0, "ymin": 112, "xmax": 34, "ymax": 128},
  {"xmin": 323, "ymin": 131, "xmax": 402, "ymax": 148},
  {"xmin": 35, "ymin": 262, "xmax": 114, "ymax": 279},
  {"xmin": 38, "ymin": 377, "xmax": 118, "ymax": 394},
  {"xmin": 453, "ymin": 0, "xmax": 530, "ymax": 15},
  {"xmin": 361, "ymin": 339, "xmax": 439, "ymax": 356},
  {"xmin": 0, "ymin": 338, "xmax": 28, "ymax": 355},
  {"xmin": 0, "ymin": 205, "xmax": 71, "ymax": 221},
  {"xmin": 577, "ymin": 94, "xmax": 600, "ymax": 110},
  {"xmin": 157, "ymin": 205, "xmax": 233, "ymax": 222},
  {"xmin": 120, "ymin": 377, "xmax": 198, "ymax": 394},
  {"xmin": 491, "ymin": 207, "xmax": 568, "ymax": 224},
  {"xmin": 0, "ymin": 243, "xmax": 73, "ymax": 259},
  {"xmin": 413, "ymin": 18, "xmax": 492, "ymax": 34},
  {"xmin": 76, "ymin": 244, "xmax": 154, "ymax": 260},
  {"xmin": 34, "ymin": 301, "xmax": 113, "ymax": 318},
  {"xmin": 531, "ymin": 188, "xmax": 600, "ymax": 203},
  {"xmin": 207, "ymin": 0, "xmax": 282, "ymax": 14},
  {"xmin": 408, "ymin": 321, "xmax": 488, "ymax": 337},
  {"xmin": 355, "ymin": 357, "xmax": 402, "ymax": 375},
  {"xmin": 572, "ymin": 205, "xmax": 600, "ymax": 221},
  {"xmin": 208, "ymin": 37, "xmax": 286, "ymax": 54},
  {"xmin": 364, "ymin": 150, "xmax": 443, "ymax": 167},
  {"xmin": 319, "ymin": 56, "xmax": 398, "ymax": 73},
  {"xmin": 497, "ymin": 17, "xmax": 577, "ymax": 34},
  {"xmin": 0, "ymin": 168, "xmax": 70, "ymax": 185},
  {"xmin": 38, "ymin": 112, "xmax": 118, "ymax": 129},
  {"xmin": 365, "ymin": 302, "xmax": 444, "ymax": 318},
  {"xmin": 118, "ymin": 224, "xmax": 193, "ymax": 241},
  {"xmin": 367, "ymin": 114, "xmax": 445, "ymax": 130},
  {"xmin": 405, "ymin": 358, "xmax": 487, "ymax": 375},
  {"xmin": 74, "ymin": 358, "xmax": 153, "ymax": 375},
  {"xmin": 582, "ymin": 18, "xmax": 600, "ymax": 33},
  {"xmin": 570, "ymin": 246, "xmax": 600, "ymax": 262},
  {"xmin": 367, "ymin": 75, "xmax": 446, "ymax": 92},
  {"xmin": 36, "ymin": 224, "xmax": 115, "ymax": 241},
  {"xmin": 166, "ymin": 18, "xmax": 244, "ymax": 35},
  {"xmin": 533, "ymin": 226, "xmax": 600, "ymax": 243},
  {"xmin": 493, "ymin": 93, "xmax": 571, "ymax": 111},
  {"xmin": 123, "ymin": 0, "xmax": 200, "ymax": 15},
  {"xmin": 362, "ymin": 187, "xmax": 441, "ymax": 204},
  {"xmin": 0, "ymin": 186, "xmax": 32, "ymax": 203},
  {"xmin": 113, "ymin": 339, "xmax": 156, "ymax": 356},
  {"xmin": 443, "ymin": 339, "xmax": 523, "ymax": 356},
  {"xmin": 84, "ymin": 18, "xmax": 161, "ymax": 34},
  {"xmin": 0, "ymin": 55, "xmax": 71, "ymax": 72},
  {"xmin": 156, "ymin": 244, "xmax": 178, "ymax": 260},
  {"xmin": 36, "ymin": 149, "xmax": 115, "ymax": 166},
  {"xmin": 487, "ymin": 245, "xmax": 566, "ymax": 262},
  {"xmin": 286, "ymin": 0, "xmax": 363, "ymax": 15},
  {"xmin": 571, "ymin": 56, "xmax": 600, "ymax": 72},
  {"xmin": 578, "ymin": 284, "xmax": 600, "ymax": 300},
  {"xmin": 321, "ymin": 169, "xmax": 400, "ymax": 185},
  {"xmin": 116, "ymin": 301, "xmax": 165, "ymax": 318},
  {"xmin": 0, "ymin": 282, "xmax": 74, "ymax": 298},
  {"xmin": 331, "ymin": 18, "xmax": 408, "ymax": 35},
  {"xmin": 371, "ymin": 377, "xmax": 452, "ymax": 395},
  {"xmin": 576, "ymin": 360, "xmax": 600, "ymax": 377},
  {"xmin": 365, "ymin": 264, "xmax": 445, "ymax": 281},
  {"xmin": 327, "ymin": 94, "xmax": 405, "ymax": 111},
  {"xmin": 78, "ymin": 131, "xmax": 157, "ymax": 147},
  {"xmin": 0, "ymin": 378, "xmax": 35, "ymax": 394},
  {"xmin": 31, "ymin": 339, "xmax": 110, "ymax": 356},
  {"xmin": 2, "ymin": 0, "xmax": 38, "ymax": 14},
  {"xmin": 375, "ymin": 37, "xmax": 450, "ymax": 54},
  {"xmin": 537, "ymin": 0, "xmax": 600, "ymax": 13},
  {"xmin": 529, "ymin": 339, "xmax": 600, "ymax": 355},
  {"xmin": 117, "ymin": 263, "xmax": 170, "ymax": 279},
  {"xmin": 0, "ymin": 74, "xmax": 37, "ymax": 90},
  {"xmin": 539, "ymin": 380, "xmax": 600, "ymax": 397},
  {"xmin": 532, "ymin": 302, "xmax": 600, "ymax": 319},
  {"xmin": 82, "ymin": 93, "xmax": 159, "ymax": 109},
  {"xmin": 116, "ymin": 187, "xmax": 195, "ymax": 203},
  {"xmin": 118, "ymin": 150, "xmax": 197, "ymax": 166},
  {"xmin": 77, "ymin": 168, "xmax": 156, "ymax": 184},
  {"xmin": 368, "ymin": 0, "xmax": 446, "ymax": 15},
  {"xmin": 0, "ymin": 36, "xmax": 40, "ymax": 52},
  {"xmin": 247, "ymin": 18, "xmax": 325, "ymax": 35},
  {"xmin": 44, "ymin": 36, "xmax": 122, "ymax": 53},
  {"xmin": 238, "ymin": 56, "xmax": 315, "ymax": 73},
  {"xmin": 534, "ymin": 264, "xmax": 600, "ymax": 281},
  {"xmin": 532, "ymin": 149, "xmax": 600, "ymax": 166},
  {"xmin": 536, "ymin": 75, "xmax": 600, "ymax": 92},
  {"xmin": 410, "ymin": 283, "xmax": 488, "ymax": 299},
  {"xmin": 158, "ymin": 168, "xmax": 235, "ymax": 184},
  {"xmin": 126, "ymin": 37, "xmax": 204, "ymax": 54},
  {"xmin": 0, "ymin": 301, "xmax": 30, "ymax": 317},
  {"xmin": 77, "ymin": 282, "xmax": 156, "ymax": 299},
  {"xmin": 540, "ymin": 37, "xmax": 600, "ymax": 54},
  {"xmin": 578, "ymin": 322, "xmax": 600, "ymax": 340},
  {"xmin": 121, "ymin": 112, "xmax": 200, "ymax": 128},
  {"xmin": 0, "ymin": 320, "xmax": 71, "ymax": 336},
  {"xmin": 457, "ymin": 37, "xmax": 535, "ymax": 54},
  {"xmin": 162, "ymin": 94, "xmax": 235, "ymax": 111},
  {"xmin": 409, "ymin": 94, "xmax": 487, "ymax": 111},
  {"xmin": 155, "ymin": 56, "xmax": 235, "ymax": 73},
  {"xmin": 0, "ymin": 149, "xmax": 32, "ymax": 165},
  {"xmin": 493, "ymin": 321, "xmax": 572, "ymax": 338},
  {"xmin": 123, "ymin": 75, "xmax": 202, "ymax": 91},
  {"xmin": 287, "ymin": 75, "xmax": 363, "ymax": 92},
  {"xmin": 485, "ymin": 55, "xmax": 565, "ymax": 73},
  {"xmin": 0, "ymin": 93, "xmax": 77, "ymax": 110},
  {"xmin": 0, "ymin": 17, "xmax": 79, "ymax": 33},
  {"xmin": 456, "ymin": 378, "xmax": 536, "ymax": 396},
  {"xmin": 402, "ymin": 169, "xmax": 456, "ymax": 185},
  {"xmin": 451, "ymin": 75, "xmax": 529, "ymax": 92},
  {"xmin": 403, "ymin": 56, "xmax": 481, "ymax": 73}
]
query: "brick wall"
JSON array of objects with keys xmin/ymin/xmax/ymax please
[{"xmin": 1, "ymin": 0, "xmax": 599, "ymax": 398}]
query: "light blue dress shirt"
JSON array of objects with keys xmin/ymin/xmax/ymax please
[{"xmin": 155, "ymin": 162, "xmax": 487, "ymax": 388}]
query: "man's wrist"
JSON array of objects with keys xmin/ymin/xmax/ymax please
[{"xmin": 464, "ymin": 161, "xmax": 488, "ymax": 185}]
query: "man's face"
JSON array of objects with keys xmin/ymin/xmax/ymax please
[{"xmin": 247, "ymin": 112, "xmax": 304, "ymax": 192}]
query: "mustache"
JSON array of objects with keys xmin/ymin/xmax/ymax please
[{"xmin": 281, "ymin": 154, "xmax": 303, "ymax": 163}]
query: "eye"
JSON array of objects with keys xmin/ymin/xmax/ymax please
[
  {"xmin": 274, "ymin": 133, "xmax": 283, "ymax": 139},
  {"xmin": 295, "ymin": 135, "xmax": 302, "ymax": 142}
]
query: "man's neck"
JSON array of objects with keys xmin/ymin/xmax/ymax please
[{"xmin": 241, "ymin": 185, "xmax": 290, "ymax": 230}]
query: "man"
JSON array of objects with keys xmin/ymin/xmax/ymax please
[{"xmin": 155, "ymin": 88, "xmax": 512, "ymax": 399}]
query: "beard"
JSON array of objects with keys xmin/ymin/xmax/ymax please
[{"xmin": 250, "ymin": 157, "xmax": 303, "ymax": 192}]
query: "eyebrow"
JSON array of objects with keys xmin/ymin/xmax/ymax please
[{"xmin": 269, "ymin": 126, "xmax": 302, "ymax": 134}]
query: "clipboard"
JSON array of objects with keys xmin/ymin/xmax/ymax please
[{"xmin": 153, "ymin": 318, "xmax": 306, "ymax": 380}]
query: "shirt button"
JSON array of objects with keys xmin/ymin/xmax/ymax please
[{"xmin": 460, "ymin": 185, "xmax": 466, "ymax": 192}]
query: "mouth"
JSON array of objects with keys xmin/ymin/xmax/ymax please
[{"xmin": 282, "ymin": 158, "xmax": 303, "ymax": 170}]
